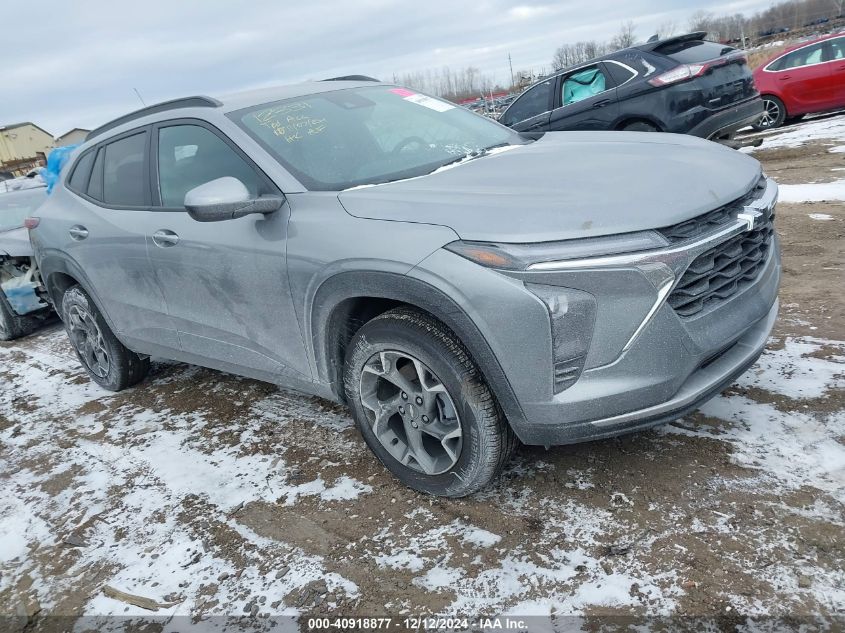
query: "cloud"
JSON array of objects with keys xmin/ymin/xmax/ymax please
[{"xmin": 508, "ymin": 5, "xmax": 554, "ymax": 20}]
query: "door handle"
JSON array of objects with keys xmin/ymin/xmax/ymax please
[
  {"xmin": 779, "ymin": 75, "xmax": 791, "ymax": 80},
  {"xmin": 592, "ymin": 99, "xmax": 612, "ymax": 108},
  {"xmin": 69, "ymin": 225, "xmax": 88, "ymax": 241},
  {"xmin": 152, "ymin": 229, "xmax": 180, "ymax": 248}
]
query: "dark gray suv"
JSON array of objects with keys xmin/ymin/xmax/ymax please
[{"xmin": 29, "ymin": 80, "xmax": 780, "ymax": 496}]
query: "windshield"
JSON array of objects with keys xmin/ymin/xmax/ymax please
[
  {"xmin": 230, "ymin": 86, "xmax": 520, "ymax": 191},
  {"xmin": 0, "ymin": 188, "xmax": 46, "ymax": 233}
]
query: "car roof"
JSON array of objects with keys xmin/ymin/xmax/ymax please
[
  {"xmin": 217, "ymin": 79, "xmax": 381, "ymax": 112},
  {"xmin": 84, "ymin": 79, "xmax": 383, "ymax": 144}
]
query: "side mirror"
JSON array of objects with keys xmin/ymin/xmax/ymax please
[{"xmin": 184, "ymin": 177, "xmax": 283, "ymax": 222}]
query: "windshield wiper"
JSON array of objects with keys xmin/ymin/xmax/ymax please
[{"xmin": 435, "ymin": 142, "xmax": 514, "ymax": 171}]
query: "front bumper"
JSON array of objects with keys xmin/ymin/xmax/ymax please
[
  {"xmin": 509, "ymin": 177, "xmax": 781, "ymax": 444},
  {"xmin": 514, "ymin": 296, "xmax": 777, "ymax": 444}
]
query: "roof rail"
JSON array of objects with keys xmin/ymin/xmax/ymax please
[
  {"xmin": 86, "ymin": 96, "xmax": 222, "ymax": 142},
  {"xmin": 320, "ymin": 75, "xmax": 380, "ymax": 82}
]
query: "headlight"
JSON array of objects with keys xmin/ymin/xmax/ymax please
[
  {"xmin": 444, "ymin": 231, "xmax": 668, "ymax": 271},
  {"xmin": 525, "ymin": 284, "xmax": 597, "ymax": 393}
]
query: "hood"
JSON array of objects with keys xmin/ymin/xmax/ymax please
[
  {"xmin": 338, "ymin": 131, "xmax": 762, "ymax": 242},
  {"xmin": 0, "ymin": 227, "xmax": 34, "ymax": 257}
]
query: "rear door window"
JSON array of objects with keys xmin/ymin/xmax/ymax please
[
  {"xmin": 561, "ymin": 65, "xmax": 609, "ymax": 106},
  {"xmin": 102, "ymin": 132, "xmax": 149, "ymax": 206},
  {"xmin": 656, "ymin": 40, "xmax": 734, "ymax": 63},
  {"xmin": 501, "ymin": 79, "xmax": 553, "ymax": 126}
]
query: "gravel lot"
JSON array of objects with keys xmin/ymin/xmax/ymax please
[{"xmin": 1, "ymin": 116, "xmax": 844, "ymax": 630}]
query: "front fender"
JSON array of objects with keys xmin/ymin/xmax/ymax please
[{"xmin": 310, "ymin": 270, "xmax": 528, "ymax": 430}]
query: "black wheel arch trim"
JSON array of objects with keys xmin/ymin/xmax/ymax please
[
  {"xmin": 310, "ymin": 270, "xmax": 529, "ymax": 430},
  {"xmin": 39, "ymin": 250, "xmax": 121, "ymax": 335},
  {"xmin": 614, "ymin": 115, "xmax": 664, "ymax": 131}
]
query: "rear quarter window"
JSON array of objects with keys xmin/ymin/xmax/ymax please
[
  {"xmin": 655, "ymin": 40, "xmax": 734, "ymax": 63},
  {"xmin": 67, "ymin": 150, "xmax": 96, "ymax": 193}
]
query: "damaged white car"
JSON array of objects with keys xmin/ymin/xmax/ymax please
[{"xmin": 0, "ymin": 187, "xmax": 53, "ymax": 340}]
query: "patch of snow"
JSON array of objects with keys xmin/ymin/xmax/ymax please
[
  {"xmin": 778, "ymin": 180, "xmax": 845, "ymax": 203},
  {"xmin": 320, "ymin": 475, "xmax": 373, "ymax": 501},
  {"xmin": 735, "ymin": 337, "xmax": 844, "ymax": 399},
  {"xmin": 744, "ymin": 116, "xmax": 845, "ymax": 153},
  {"xmin": 808, "ymin": 213, "xmax": 835, "ymax": 221},
  {"xmin": 669, "ymin": 397, "xmax": 845, "ymax": 503}
]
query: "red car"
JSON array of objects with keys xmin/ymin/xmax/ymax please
[{"xmin": 752, "ymin": 32, "xmax": 845, "ymax": 129}]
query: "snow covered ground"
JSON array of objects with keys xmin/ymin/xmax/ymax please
[
  {"xmin": 1, "ymin": 326, "xmax": 843, "ymax": 627},
  {"xmin": 1, "ymin": 112, "xmax": 844, "ymax": 630}
]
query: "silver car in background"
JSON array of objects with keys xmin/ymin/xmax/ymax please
[
  {"xmin": 0, "ymin": 186, "xmax": 52, "ymax": 340},
  {"xmin": 28, "ymin": 79, "xmax": 780, "ymax": 496}
]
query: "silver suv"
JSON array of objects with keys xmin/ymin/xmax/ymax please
[{"xmin": 30, "ymin": 79, "xmax": 780, "ymax": 496}]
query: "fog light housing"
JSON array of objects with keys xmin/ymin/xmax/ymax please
[{"xmin": 526, "ymin": 284, "xmax": 597, "ymax": 393}]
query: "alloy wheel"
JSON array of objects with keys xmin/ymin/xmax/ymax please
[
  {"xmin": 757, "ymin": 99, "xmax": 781, "ymax": 129},
  {"xmin": 66, "ymin": 304, "xmax": 110, "ymax": 378},
  {"xmin": 359, "ymin": 350, "xmax": 463, "ymax": 475}
]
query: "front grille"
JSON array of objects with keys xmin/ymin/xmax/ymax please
[
  {"xmin": 668, "ymin": 207, "xmax": 774, "ymax": 318},
  {"xmin": 658, "ymin": 177, "xmax": 767, "ymax": 243}
]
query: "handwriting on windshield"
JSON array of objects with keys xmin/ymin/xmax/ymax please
[{"xmin": 252, "ymin": 102, "xmax": 327, "ymax": 143}]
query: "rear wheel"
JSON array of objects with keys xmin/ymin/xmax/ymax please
[
  {"xmin": 622, "ymin": 121, "xmax": 659, "ymax": 132},
  {"xmin": 344, "ymin": 308, "xmax": 516, "ymax": 497},
  {"xmin": 61, "ymin": 285, "xmax": 149, "ymax": 391},
  {"xmin": 752, "ymin": 96, "xmax": 786, "ymax": 130}
]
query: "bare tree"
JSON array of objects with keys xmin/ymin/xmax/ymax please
[
  {"xmin": 688, "ymin": 10, "xmax": 716, "ymax": 32},
  {"xmin": 609, "ymin": 20, "xmax": 637, "ymax": 50},
  {"xmin": 655, "ymin": 19, "xmax": 679, "ymax": 38}
]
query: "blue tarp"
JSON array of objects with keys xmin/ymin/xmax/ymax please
[{"xmin": 43, "ymin": 144, "xmax": 79, "ymax": 194}]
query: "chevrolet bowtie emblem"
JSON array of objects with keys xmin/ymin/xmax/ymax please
[{"xmin": 737, "ymin": 209, "xmax": 763, "ymax": 231}]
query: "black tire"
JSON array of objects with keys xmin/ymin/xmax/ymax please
[
  {"xmin": 61, "ymin": 285, "xmax": 149, "ymax": 391},
  {"xmin": 0, "ymin": 290, "xmax": 42, "ymax": 342},
  {"xmin": 752, "ymin": 96, "xmax": 787, "ymax": 131},
  {"xmin": 344, "ymin": 307, "xmax": 516, "ymax": 497},
  {"xmin": 622, "ymin": 121, "xmax": 659, "ymax": 132},
  {"xmin": 785, "ymin": 114, "xmax": 806, "ymax": 125}
]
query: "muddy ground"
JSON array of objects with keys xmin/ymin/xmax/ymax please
[{"xmin": 0, "ymin": 118, "xmax": 843, "ymax": 631}]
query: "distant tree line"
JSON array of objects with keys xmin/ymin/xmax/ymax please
[
  {"xmin": 551, "ymin": 0, "xmax": 844, "ymax": 71},
  {"xmin": 391, "ymin": 67, "xmax": 505, "ymax": 102},
  {"xmin": 689, "ymin": 0, "xmax": 843, "ymax": 40}
]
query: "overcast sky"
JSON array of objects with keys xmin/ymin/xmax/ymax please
[{"xmin": 5, "ymin": 0, "xmax": 775, "ymax": 137}]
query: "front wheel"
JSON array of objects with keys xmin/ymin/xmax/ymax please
[
  {"xmin": 344, "ymin": 308, "xmax": 516, "ymax": 497},
  {"xmin": 752, "ymin": 96, "xmax": 786, "ymax": 130},
  {"xmin": 61, "ymin": 285, "xmax": 149, "ymax": 391}
]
